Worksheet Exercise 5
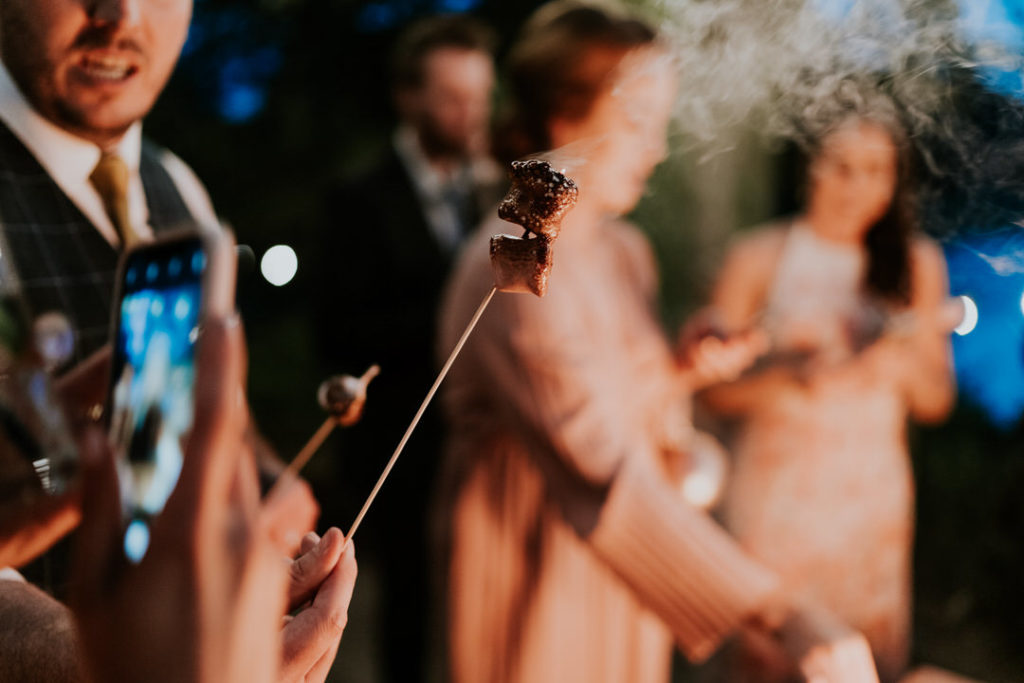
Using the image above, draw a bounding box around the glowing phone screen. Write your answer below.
[110,238,206,562]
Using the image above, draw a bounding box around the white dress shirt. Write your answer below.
[0,60,219,246]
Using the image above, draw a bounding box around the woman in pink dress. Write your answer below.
[437,6,881,683]
[702,83,956,682]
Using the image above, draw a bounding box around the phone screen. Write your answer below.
[110,237,206,562]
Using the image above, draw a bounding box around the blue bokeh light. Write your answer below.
[218,84,268,124]
[436,0,483,12]
[181,3,284,124]
[945,228,1024,427]
[357,0,483,32]
[124,518,150,563]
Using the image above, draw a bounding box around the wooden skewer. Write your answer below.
[344,285,497,547]
[267,364,380,499]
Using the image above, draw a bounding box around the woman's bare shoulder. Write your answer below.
[910,235,946,267]
[908,235,949,301]
[710,222,791,318]
[726,222,790,260]
[718,223,791,283]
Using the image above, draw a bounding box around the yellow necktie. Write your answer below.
[89,153,139,249]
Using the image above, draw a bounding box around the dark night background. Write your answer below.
[142,1,1024,680]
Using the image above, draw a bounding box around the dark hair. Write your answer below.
[391,14,497,91]
[495,1,658,164]
[800,79,915,305]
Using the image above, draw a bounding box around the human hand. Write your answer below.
[832,333,908,389]
[53,346,110,430]
[0,488,79,569]
[0,347,111,568]
[280,528,357,682]
[677,310,769,389]
[263,470,320,556]
[71,316,288,683]
[776,602,880,683]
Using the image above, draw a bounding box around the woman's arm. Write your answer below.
[860,239,955,423]
[696,229,801,415]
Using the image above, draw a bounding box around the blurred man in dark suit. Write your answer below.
[315,13,500,683]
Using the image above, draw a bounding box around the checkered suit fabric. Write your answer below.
[0,122,196,370]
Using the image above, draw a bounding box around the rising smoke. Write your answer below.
[631,0,1024,236]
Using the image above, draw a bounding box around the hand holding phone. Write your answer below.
[107,228,235,561]
[76,315,288,683]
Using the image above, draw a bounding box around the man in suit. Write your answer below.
[315,14,500,683]
[0,0,354,680]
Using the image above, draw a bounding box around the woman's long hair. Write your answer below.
[494,1,658,165]
[799,79,916,305]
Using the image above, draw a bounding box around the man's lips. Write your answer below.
[73,52,140,82]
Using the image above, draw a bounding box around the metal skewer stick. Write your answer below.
[267,364,380,499]
[344,285,497,547]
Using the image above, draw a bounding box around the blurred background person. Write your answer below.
[699,82,956,682]
[313,13,501,683]
[438,4,879,683]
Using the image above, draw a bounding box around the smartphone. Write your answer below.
[107,228,235,562]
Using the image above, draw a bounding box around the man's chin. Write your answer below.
[54,100,147,145]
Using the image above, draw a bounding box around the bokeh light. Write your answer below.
[954,295,978,336]
[260,245,298,287]
[946,231,1024,427]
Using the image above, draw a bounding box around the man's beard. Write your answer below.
[0,7,149,144]
[416,118,479,162]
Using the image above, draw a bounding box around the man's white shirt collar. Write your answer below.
[0,60,152,246]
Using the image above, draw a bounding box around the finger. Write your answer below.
[305,639,341,683]
[55,346,112,428]
[287,527,344,611]
[70,426,122,610]
[300,531,320,556]
[218,440,262,568]
[0,492,80,569]
[744,328,772,356]
[280,541,357,676]
[166,315,246,528]
[262,474,319,556]
[836,637,879,683]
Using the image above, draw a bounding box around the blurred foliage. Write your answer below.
[141,1,1024,680]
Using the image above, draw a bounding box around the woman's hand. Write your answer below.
[747,599,881,683]
[676,308,770,390]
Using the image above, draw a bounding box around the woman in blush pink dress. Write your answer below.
[437,6,882,683]
[702,83,956,683]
